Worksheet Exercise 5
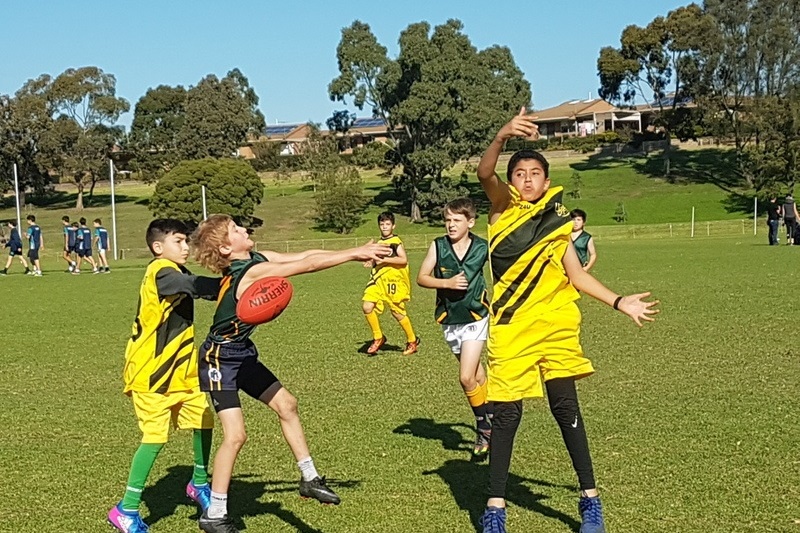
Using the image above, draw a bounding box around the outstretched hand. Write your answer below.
[617,292,660,327]
[355,239,393,262]
[496,107,539,142]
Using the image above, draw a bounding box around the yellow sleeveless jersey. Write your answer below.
[488,186,579,325]
[123,259,199,394]
[365,235,411,297]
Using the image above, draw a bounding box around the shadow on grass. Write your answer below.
[356,339,403,354]
[144,465,359,532]
[424,459,580,533]
[25,190,142,210]
[393,417,473,452]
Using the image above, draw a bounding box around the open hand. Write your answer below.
[496,107,539,142]
[355,240,392,262]
[446,271,469,290]
[617,292,660,327]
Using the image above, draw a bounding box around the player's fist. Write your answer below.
[447,271,469,290]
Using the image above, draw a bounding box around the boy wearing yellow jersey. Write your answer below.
[362,212,420,356]
[108,219,221,533]
[476,110,659,533]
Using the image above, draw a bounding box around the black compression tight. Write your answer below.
[487,377,596,498]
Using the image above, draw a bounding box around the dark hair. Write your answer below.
[62,215,70,223]
[26,214,36,222]
[377,211,395,224]
[8,220,16,227]
[93,218,102,224]
[570,209,587,221]
[443,198,477,220]
[71,222,79,228]
[79,217,87,225]
[146,219,190,255]
[506,150,550,181]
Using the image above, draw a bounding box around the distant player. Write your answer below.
[416,198,493,458]
[107,219,221,533]
[25,214,43,276]
[1,221,30,275]
[74,217,99,274]
[191,214,390,533]
[362,212,420,356]
[783,194,799,245]
[61,216,78,272]
[94,218,111,273]
[476,110,659,533]
[570,209,597,272]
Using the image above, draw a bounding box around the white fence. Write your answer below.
[111,218,756,260]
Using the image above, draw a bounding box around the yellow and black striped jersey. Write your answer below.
[488,186,579,324]
[123,259,220,394]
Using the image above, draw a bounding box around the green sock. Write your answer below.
[121,443,164,511]
[192,429,212,486]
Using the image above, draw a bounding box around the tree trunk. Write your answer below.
[663,138,671,178]
[410,179,422,222]
[88,174,98,203]
[18,189,26,208]
[75,181,85,211]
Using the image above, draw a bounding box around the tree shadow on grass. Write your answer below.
[393,417,474,453]
[25,190,141,210]
[423,459,580,533]
[144,465,359,532]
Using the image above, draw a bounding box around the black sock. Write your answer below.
[486,401,495,422]
[487,400,523,499]
[545,377,596,491]
[472,403,491,431]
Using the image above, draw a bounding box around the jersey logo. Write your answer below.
[439,267,451,274]
[208,368,223,383]
[555,203,569,217]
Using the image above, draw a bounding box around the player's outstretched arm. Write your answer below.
[416,242,468,290]
[238,241,392,297]
[563,242,659,327]
[262,249,329,263]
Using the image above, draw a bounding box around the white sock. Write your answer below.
[298,457,319,482]
[208,491,227,519]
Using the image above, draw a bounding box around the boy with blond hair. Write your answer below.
[191,214,390,533]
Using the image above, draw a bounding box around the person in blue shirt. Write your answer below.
[93,218,111,273]
[62,215,78,273]
[1,220,31,275]
[26,214,43,276]
[74,217,99,275]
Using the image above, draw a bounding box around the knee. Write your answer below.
[549,395,579,426]
[362,302,374,314]
[275,393,299,420]
[224,429,248,451]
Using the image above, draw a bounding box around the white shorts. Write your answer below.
[441,316,489,354]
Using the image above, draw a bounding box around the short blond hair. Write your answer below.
[192,214,233,273]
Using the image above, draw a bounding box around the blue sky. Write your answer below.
[1,1,688,129]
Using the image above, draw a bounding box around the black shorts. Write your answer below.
[77,248,92,258]
[65,246,76,254]
[8,247,21,257]
[199,339,280,411]
[27,249,39,261]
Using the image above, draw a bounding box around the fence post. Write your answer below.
[707,221,710,236]
[670,224,673,237]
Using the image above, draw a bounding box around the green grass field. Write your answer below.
[1,234,797,533]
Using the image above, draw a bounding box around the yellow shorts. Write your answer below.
[487,302,594,402]
[132,390,214,444]
[362,283,409,315]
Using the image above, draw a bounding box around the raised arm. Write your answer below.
[563,242,659,327]
[477,108,540,219]
[237,241,391,298]
[262,249,329,263]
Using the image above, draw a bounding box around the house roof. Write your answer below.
[532,98,616,122]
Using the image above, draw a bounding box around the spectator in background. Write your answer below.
[783,194,799,245]
[766,196,782,246]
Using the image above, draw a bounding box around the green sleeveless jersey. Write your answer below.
[434,234,490,325]
[207,252,268,343]
[572,231,592,266]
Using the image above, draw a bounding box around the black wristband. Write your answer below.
[613,296,622,310]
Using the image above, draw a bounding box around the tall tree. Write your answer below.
[129,84,187,182]
[47,66,129,208]
[330,19,530,221]
[326,109,357,151]
[597,3,712,175]
[177,69,265,160]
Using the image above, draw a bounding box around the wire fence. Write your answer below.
[107,218,758,260]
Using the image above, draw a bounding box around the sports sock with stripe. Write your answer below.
[121,443,164,511]
[465,383,491,431]
[192,429,212,486]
